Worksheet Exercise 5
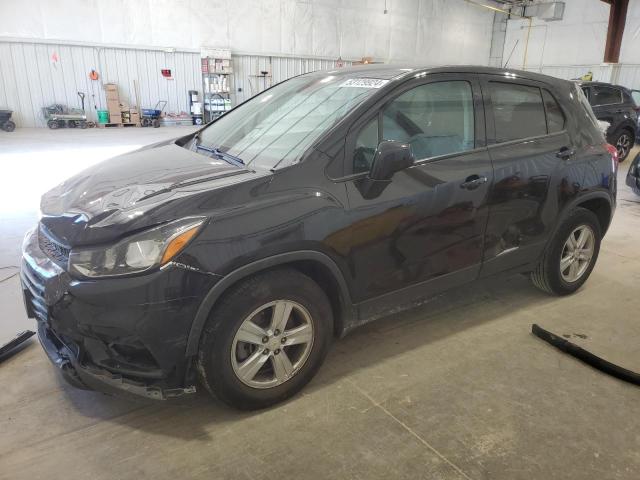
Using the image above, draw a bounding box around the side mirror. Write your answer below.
[357,141,415,199]
[370,140,415,181]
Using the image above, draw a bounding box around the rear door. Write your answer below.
[479,75,578,276]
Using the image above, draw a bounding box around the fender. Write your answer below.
[184,250,355,357]
[542,190,614,256]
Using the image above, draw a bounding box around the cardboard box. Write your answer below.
[108,112,122,123]
[104,83,118,92]
[106,91,119,102]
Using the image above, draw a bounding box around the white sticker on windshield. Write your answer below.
[339,78,389,89]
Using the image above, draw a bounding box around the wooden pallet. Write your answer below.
[97,122,140,128]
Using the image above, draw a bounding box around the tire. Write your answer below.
[47,119,59,129]
[68,120,77,128]
[2,120,15,132]
[531,207,601,295]
[152,118,160,128]
[79,121,88,129]
[197,268,333,410]
[141,118,151,127]
[610,127,634,162]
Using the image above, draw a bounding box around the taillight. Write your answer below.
[605,143,618,171]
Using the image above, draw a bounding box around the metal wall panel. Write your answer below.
[612,65,640,90]
[231,54,350,105]
[0,40,351,127]
[524,64,615,83]
[524,63,640,91]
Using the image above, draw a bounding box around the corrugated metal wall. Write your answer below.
[231,55,350,104]
[524,63,640,91]
[0,39,348,127]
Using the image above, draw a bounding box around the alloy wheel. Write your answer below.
[560,225,595,283]
[231,300,314,389]
[616,133,631,159]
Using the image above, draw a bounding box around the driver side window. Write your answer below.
[353,81,475,174]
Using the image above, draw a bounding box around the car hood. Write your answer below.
[39,141,264,246]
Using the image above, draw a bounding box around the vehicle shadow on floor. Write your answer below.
[58,272,559,439]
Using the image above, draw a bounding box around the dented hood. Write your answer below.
[39,141,257,246]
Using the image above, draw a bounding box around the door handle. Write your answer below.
[556,147,576,160]
[460,175,488,190]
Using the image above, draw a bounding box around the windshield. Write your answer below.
[197,74,384,169]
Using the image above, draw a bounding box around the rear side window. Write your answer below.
[489,82,547,142]
[631,90,640,107]
[591,86,622,106]
[542,89,565,133]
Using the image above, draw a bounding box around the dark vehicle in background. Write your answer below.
[21,66,617,410]
[580,81,638,161]
[0,110,15,132]
[626,152,640,195]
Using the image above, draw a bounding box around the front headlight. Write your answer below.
[68,217,206,278]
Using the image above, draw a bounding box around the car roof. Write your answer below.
[309,64,572,87]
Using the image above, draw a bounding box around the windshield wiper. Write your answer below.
[195,143,245,167]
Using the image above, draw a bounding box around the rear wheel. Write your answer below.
[531,208,601,295]
[197,268,332,410]
[1,120,15,132]
[151,118,160,128]
[611,128,634,162]
[141,117,151,127]
[68,120,77,128]
[47,119,59,129]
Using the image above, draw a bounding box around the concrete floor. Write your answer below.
[1,128,640,479]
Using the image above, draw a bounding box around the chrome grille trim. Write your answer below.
[38,224,70,267]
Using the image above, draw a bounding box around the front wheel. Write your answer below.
[1,120,15,132]
[197,268,332,410]
[531,208,601,295]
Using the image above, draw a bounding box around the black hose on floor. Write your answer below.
[532,324,640,386]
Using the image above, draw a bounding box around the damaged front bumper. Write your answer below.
[37,321,195,400]
[20,227,218,401]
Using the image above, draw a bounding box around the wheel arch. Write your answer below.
[610,122,636,141]
[184,251,355,357]
[575,195,613,234]
[552,192,613,242]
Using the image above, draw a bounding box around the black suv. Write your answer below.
[579,81,638,161]
[22,66,617,409]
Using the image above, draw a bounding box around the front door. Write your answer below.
[341,74,493,316]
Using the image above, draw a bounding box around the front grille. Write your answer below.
[21,261,49,322]
[38,225,70,267]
